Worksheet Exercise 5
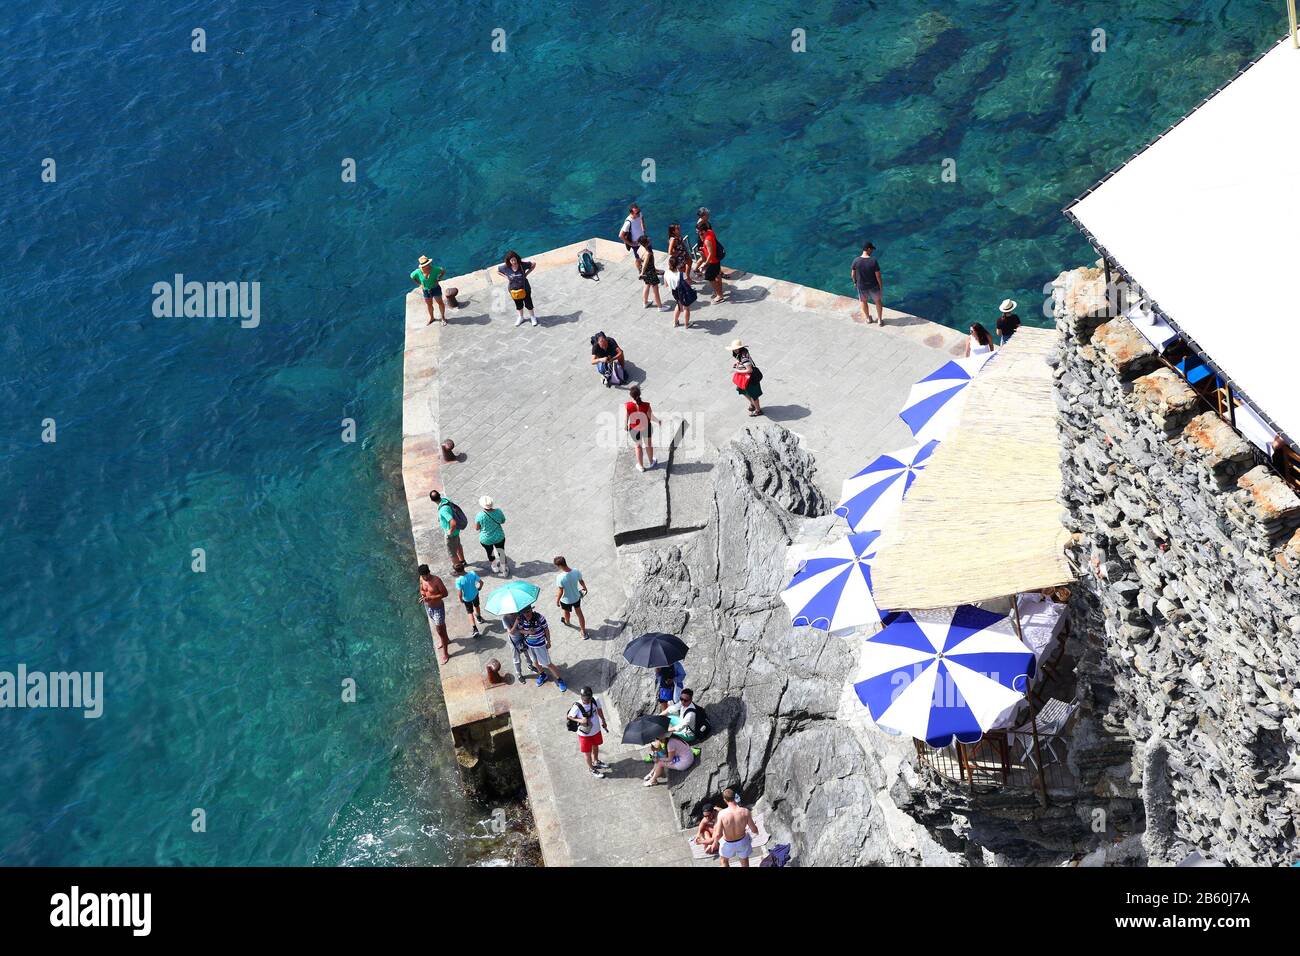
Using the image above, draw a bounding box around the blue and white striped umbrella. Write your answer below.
[853,605,1034,746]
[781,532,884,632]
[898,352,993,444]
[835,440,939,533]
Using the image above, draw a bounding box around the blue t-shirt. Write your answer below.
[556,569,583,604]
[455,571,481,601]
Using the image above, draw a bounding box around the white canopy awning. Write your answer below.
[1067,34,1300,440]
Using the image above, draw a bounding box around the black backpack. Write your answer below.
[566,701,594,733]
[685,703,712,740]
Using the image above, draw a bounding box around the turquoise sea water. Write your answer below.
[0,2,1282,865]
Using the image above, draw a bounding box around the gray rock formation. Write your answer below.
[609,424,1090,865]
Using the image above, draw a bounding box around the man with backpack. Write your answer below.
[429,489,466,564]
[669,688,709,743]
[618,203,648,267]
[590,331,626,388]
[566,686,610,778]
[697,218,726,302]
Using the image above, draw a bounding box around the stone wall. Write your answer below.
[1052,266,1300,865]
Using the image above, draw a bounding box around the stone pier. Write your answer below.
[401,237,965,866]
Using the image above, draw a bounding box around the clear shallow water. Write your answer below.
[0,1,1280,864]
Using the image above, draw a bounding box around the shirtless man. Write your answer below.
[418,564,451,664]
[716,788,759,868]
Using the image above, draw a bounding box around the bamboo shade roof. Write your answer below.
[870,327,1074,610]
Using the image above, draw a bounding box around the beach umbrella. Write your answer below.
[623,632,689,669]
[898,352,994,444]
[835,440,939,533]
[622,713,671,745]
[853,604,1034,747]
[484,580,540,615]
[781,531,885,632]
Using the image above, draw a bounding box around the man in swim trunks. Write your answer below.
[417,563,450,664]
[716,788,759,868]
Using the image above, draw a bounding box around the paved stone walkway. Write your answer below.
[401,237,965,866]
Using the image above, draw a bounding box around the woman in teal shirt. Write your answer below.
[475,495,508,576]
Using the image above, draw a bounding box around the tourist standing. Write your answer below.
[637,236,665,310]
[429,490,466,564]
[411,255,447,325]
[498,250,537,327]
[716,788,760,867]
[668,253,696,328]
[567,687,610,778]
[624,384,661,473]
[619,203,648,266]
[996,299,1021,344]
[452,560,486,637]
[590,331,626,388]
[667,223,691,282]
[503,610,541,684]
[850,242,884,325]
[644,734,693,786]
[966,322,995,357]
[728,339,764,417]
[417,564,451,665]
[511,605,567,691]
[474,495,509,576]
[698,218,725,302]
[553,556,589,638]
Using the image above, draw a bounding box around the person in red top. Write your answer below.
[623,384,662,473]
[697,218,725,302]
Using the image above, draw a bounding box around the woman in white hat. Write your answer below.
[996,299,1021,345]
[728,339,763,417]
[474,495,509,575]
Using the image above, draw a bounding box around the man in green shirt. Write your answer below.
[429,489,466,564]
[411,254,447,325]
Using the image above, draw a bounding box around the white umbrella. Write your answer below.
[836,440,938,533]
[781,532,884,632]
[897,352,993,444]
[853,604,1034,746]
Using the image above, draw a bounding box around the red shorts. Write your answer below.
[578,732,603,753]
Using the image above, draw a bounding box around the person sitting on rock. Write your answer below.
[644,734,693,787]
[693,805,721,855]
[667,688,700,743]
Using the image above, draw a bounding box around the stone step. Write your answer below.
[612,418,686,545]
[666,439,718,533]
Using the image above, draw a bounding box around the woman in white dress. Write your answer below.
[965,322,996,357]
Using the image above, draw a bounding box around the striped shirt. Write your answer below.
[517,611,550,646]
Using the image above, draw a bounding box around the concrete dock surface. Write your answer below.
[401,237,966,866]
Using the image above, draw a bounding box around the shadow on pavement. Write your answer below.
[692,317,737,335]
[762,404,811,422]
